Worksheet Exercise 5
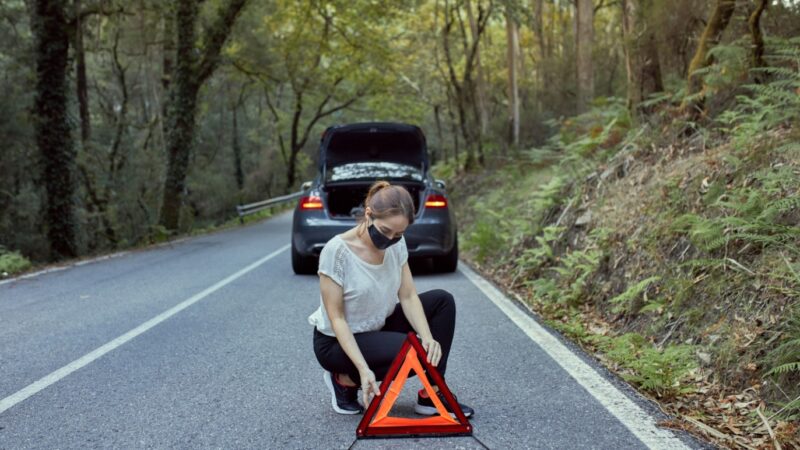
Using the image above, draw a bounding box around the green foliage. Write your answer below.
[610,276,661,314]
[462,216,506,265]
[531,176,569,214]
[0,246,32,276]
[144,225,173,244]
[546,308,590,341]
[765,313,800,377]
[671,165,800,259]
[694,42,750,96]
[528,98,631,172]
[527,246,603,306]
[462,171,569,266]
[717,37,800,151]
[430,159,460,181]
[769,362,800,375]
[552,248,603,305]
[627,344,697,398]
[594,333,697,399]
[514,226,564,273]
[765,310,800,418]
[549,311,696,399]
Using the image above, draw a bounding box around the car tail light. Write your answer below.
[424,194,447,208]
[300,195,323,209]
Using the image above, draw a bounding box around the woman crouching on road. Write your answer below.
[308,180,474,416]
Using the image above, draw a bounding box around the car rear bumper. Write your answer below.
[292,213,456,258]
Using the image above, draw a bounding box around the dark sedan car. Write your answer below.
[291,122,458,274]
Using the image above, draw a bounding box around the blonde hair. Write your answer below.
[356,181,415,236]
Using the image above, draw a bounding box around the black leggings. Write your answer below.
[313,289,456,385]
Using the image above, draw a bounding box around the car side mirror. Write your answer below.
[435,179,447,189]
[301,181,312,191]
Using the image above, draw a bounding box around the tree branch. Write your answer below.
[196,0,249,85]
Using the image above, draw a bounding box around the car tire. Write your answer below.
[433,235,458,273]
[292,243,318,275]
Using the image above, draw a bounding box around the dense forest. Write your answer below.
[0,0,793,261]
[1,0,800,446]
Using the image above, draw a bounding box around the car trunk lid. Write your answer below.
[319,123,429,174]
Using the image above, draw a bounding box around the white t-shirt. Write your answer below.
[308,234,409,337]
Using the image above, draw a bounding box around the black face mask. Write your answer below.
[367,217,402,250]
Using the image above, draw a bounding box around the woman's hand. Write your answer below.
[421,337,442,367]
[359,367,381,407]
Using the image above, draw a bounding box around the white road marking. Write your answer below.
[0,252,128,286]
[0,244,289,416]
[0,237,192,287]
[458,263,691,450]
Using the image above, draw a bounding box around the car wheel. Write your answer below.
[292,243,318,275]
[433,235,458,273]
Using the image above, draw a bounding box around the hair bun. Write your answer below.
[365,180,391,205]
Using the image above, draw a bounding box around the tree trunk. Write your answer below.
[532,0,547,91]
[622,0,663,116]
[576,0,594,114]
[442,0,490,171]
[641,27,663,97]
[445,89,460,171]
[748,0,768,77]
[442,1,473,171]
[159,0,248,231]
[74,0,90,144]
[232,102,244,192]
[433,104,446,164]
[506,7,520,147]
[286,90,303,191]
[33,0,78,259]
[465,0,488,135]
[683,0,736,118]
[161,6,174,132]
[622,0,640,112]
[159,0,200,231]
[531,0,552,115]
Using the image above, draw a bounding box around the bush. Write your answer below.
[0,247,32,277]
[594,333,697,399]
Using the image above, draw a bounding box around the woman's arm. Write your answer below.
[397,263,442,366]
[320,274,380,404]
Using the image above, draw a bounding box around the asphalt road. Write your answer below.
[0,212,707,449]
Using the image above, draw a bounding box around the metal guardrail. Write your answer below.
[236,190,305,222]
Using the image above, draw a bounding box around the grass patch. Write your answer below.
[0,247,32,277]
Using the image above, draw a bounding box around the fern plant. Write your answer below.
[765,310,800,419]
[515,225,564,274]
[595,332,697,399]
[717,37,800,151]
[551,248,603,305]
[695,42,750,97]
[463,213,507,265]
[610,276,661,314]
[627,344,697,399]
[525,248,602,306]
[671,166,800,258]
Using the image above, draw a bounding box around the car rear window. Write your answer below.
[326,162,424,182]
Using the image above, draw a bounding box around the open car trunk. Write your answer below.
[324,181,424,218]
[320,123,429,174]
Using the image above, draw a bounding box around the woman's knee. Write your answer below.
[426,288,455,312]
[357,332,407,374]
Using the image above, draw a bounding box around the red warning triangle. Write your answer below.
[356,332,472,439]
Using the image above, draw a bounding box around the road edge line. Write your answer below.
[0,209,294,287]
[457,262,691,450]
